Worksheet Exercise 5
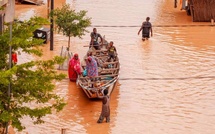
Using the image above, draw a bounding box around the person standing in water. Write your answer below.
[138,17,153,41]
[12,51,18,66]
[96,88,110,123]
[68,53,81,82]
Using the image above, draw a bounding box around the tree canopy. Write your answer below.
[52,4,91,49]
[0,17,66,133]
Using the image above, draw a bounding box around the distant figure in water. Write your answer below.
[96,88,110,123]
[138,17,153,41]
[12,51,18,66]
[68,53,81,81]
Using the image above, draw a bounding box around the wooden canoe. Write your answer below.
[77,40,120,99]
[18,0,43,5]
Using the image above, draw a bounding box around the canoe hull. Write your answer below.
[77,40,120,99]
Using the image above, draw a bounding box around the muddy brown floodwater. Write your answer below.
[13,0,215,134]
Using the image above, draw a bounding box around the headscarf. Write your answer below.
[86,56,98,77]
[69,53,81,74]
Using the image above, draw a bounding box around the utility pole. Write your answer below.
[5,0,15,133]
[5,22,12,134]
[47,0,50,18]
[50,0,54,50]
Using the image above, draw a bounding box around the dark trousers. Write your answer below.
[142,33,150,38]
[97,115,110,123]
[90,42,100,50]
[108,53,116,61]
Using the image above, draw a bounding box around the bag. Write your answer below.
[83,69,87,77]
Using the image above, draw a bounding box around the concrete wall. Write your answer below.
[0,0,8,33]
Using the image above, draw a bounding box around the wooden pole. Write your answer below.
[50,0,54,50]
[5,21,12,134]
[61,128,66,134]
[47,0,50,18]
[211,19,214,26]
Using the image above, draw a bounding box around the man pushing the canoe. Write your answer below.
[96,88,110,123]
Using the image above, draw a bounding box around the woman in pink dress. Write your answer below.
[68,53,81,81]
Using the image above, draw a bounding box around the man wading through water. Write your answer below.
[138,17,153,41]
[96,89,110,123]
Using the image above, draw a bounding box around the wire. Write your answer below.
[1,76,214,81]
[91,24,213,28]
[119,76,215,81]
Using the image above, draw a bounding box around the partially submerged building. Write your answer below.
[0,0,8,33]
[16,0,43,5]
[175,0,215,22]
[188,0,215,22]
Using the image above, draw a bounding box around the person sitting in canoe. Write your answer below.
[68,53,81,82]
[107,41,117,62]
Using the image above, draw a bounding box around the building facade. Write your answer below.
[188,0,215,22]
[0,0,8,33]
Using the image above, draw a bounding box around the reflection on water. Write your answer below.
[15,0,215,134]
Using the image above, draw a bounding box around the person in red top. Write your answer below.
[68,53,81,82]
[12,51,18,66]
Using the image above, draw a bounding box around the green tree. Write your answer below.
[52,4,91,50]
[0,17,66,133]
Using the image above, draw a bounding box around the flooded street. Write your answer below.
[15,0,215,134]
